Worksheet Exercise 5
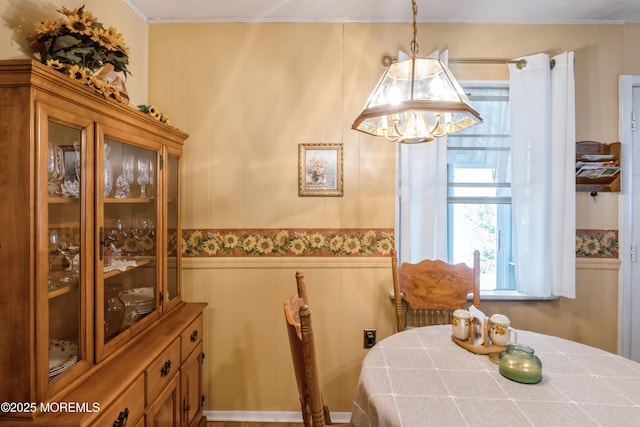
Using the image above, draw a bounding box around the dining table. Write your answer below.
[350,325,640,426]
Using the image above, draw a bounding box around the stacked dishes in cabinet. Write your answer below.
[48,339,78,378]
[119,287,155,326]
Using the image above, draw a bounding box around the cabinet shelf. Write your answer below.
[103,257,153,279]
[105,197,154,204]
[576,141,621,192]
[49,196,80,204]
[48,281,79,300]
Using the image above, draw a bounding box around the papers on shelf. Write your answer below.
[579,154,615,161]
[576,164,620,179]
[104,259,137,272]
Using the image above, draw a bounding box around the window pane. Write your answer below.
[446,82,514,290]
[448,203,497,289]
[447,147,511,185]
[448,202,515,290]
[456,86,509,138]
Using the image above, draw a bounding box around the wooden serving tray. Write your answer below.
[451,317,506,355]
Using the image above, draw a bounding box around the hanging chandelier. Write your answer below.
[351,0,482,144]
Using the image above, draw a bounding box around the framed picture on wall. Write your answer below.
[298,143,343,196]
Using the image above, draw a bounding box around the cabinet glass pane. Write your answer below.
[167,154,179,302]
[47,121,83,381]
[102,138,158,345]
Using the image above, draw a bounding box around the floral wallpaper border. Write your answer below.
[180,228,618,258]
[576,229,618,258]
[182,228,395,257]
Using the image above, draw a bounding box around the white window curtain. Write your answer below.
[508,52,576,298]
[396,50,448,264]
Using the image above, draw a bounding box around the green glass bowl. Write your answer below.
[499,343,542,384]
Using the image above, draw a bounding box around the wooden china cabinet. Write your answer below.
[0,60,206,426]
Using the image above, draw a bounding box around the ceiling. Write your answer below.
[124,0,640,24]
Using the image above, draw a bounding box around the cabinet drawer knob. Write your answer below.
[112,407,129,427]
[190,330,198,342]
[160,359,172,377]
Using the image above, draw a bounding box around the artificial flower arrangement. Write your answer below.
[137,104,171,125]
[27,5,130,103]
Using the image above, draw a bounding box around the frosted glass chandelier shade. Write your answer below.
[352,56,482,144]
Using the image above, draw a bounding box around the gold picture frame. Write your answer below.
[298,143,343,197]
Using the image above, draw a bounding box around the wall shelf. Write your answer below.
[576,141,620,192]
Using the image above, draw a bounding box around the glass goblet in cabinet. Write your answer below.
[47,143,58,196]
[73,141,81,182]
[124,155,134,187]
[58,240,80,283]
[137,158,150,198]
[148,159,155,198]
[47,230,59,290]
[108,218,125,260]
[115,155,135,198]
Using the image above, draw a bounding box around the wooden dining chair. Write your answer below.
[295,270,310,305]
[392,249,481,331]
[284,271,348,427]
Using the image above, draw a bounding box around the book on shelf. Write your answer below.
[579,154,615,161]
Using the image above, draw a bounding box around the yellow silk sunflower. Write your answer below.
[104,26,129,55]
[66,64,88,82]
[90,26,125,53]
[64,9,95,36]
[29,18,63,39]
[137,105,171,125]
[88,75,105,91]
[45,59,65,70]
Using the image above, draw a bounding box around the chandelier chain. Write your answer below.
[411,0,419,57]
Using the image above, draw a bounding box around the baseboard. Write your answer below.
[204,411,352,423]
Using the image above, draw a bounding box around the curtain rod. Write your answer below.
[380,55,556,69]
[449,58,557,70]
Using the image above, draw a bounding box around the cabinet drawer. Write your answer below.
[146,338,181,405]
[181,314,203,359]
[94,374,144,427]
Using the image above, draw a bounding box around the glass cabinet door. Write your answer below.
[96,132,160,361]
[165,151,181,309]
[43,114,92,392]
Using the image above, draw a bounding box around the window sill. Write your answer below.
[390,289,559,303]
[479,290,558,301]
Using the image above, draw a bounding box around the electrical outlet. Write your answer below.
[363,329,376,348]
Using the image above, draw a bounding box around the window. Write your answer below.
[446,82,515,291]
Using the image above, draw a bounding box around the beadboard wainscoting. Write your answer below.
[182,255,395,416]
[183,252,620,416]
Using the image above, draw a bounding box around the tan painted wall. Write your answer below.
[147,22,636,414]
